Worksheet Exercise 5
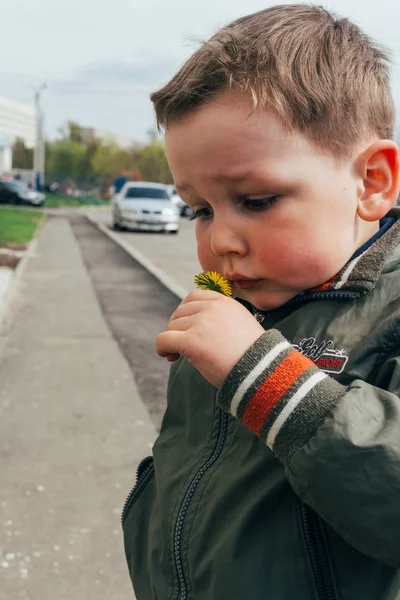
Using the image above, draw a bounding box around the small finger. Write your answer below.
[155,330,184,358]
[169,301,206,322]
[181,289,221,304]
[166,315,193,332]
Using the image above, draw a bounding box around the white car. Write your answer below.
[112,182,180,234]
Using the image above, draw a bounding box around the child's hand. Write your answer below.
[155,289,265,388]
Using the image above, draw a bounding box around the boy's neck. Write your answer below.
[355,220,380,254]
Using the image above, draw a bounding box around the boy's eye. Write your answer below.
[188,196,280,221]
[243,195,280,210]
[189,206,213,221]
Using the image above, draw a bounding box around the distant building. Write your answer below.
[0,97,36,173]
[0,139,12,173]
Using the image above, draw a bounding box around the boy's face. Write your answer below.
[165,91,377,311]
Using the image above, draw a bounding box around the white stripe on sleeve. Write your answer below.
[266,371,327,449]
[230,341,290,417]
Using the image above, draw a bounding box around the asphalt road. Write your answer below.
[70,215,186,430]
[86,207,201,295]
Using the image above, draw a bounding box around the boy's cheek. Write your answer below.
[196,231,346,288]
[254,245,332,291]
[197,244,220,273]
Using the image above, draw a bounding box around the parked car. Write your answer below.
[167,185,195,218]
[112,182,180,234]
[0,179,45,207]
[0,179,26,205]
[25,187,46,207]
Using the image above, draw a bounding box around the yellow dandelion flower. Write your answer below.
[194,271,232,297]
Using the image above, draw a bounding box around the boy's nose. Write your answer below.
[209,217,247,257]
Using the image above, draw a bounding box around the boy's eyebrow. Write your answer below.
[176,169,283,195]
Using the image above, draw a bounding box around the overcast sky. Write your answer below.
[1,0,400,144]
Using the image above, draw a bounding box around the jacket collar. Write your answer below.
[308,207,400,295]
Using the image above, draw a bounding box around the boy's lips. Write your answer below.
[227,273,264,290]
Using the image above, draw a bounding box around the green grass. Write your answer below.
[45,194,110,208]
[0,206,44,246]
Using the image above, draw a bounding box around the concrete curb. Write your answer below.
[0,217,46,330]
[85,213,187,301]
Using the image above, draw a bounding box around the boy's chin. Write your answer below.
[236,289,301,312]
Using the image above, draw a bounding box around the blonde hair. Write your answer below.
[150,4,395,157]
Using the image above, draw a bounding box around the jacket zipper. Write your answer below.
[168,290,355,596]
[174,409,228,600]
[301,502,338,600]
[288,290,360,304]
[121,455,154,526]
[254,290,360,325]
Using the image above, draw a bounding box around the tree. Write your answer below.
[91,142,138,178]
[136,141,173,183]
[46,139,88,178]
[43,122,173,185]
[68,121,84,144]
[12,138,34,169]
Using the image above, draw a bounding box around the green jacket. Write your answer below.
[123,208,400,600]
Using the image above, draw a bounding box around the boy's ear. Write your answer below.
[356,140,400,221]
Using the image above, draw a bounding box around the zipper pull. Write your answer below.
[254,310,267,325]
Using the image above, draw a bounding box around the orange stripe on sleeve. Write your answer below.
[242,351,314,436]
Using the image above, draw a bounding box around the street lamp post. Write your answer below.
[34,83,46,191]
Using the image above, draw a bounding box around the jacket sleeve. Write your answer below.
[216,329,400,568]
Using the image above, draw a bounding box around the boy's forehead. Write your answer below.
[166,95,287,149]
[166,95,317,187]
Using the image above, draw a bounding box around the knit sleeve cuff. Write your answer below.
[216,329,347,464]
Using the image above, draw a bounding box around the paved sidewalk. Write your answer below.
[0,267,13,311]
[0,216,155,599]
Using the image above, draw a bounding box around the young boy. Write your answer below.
[122,5,400,599]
